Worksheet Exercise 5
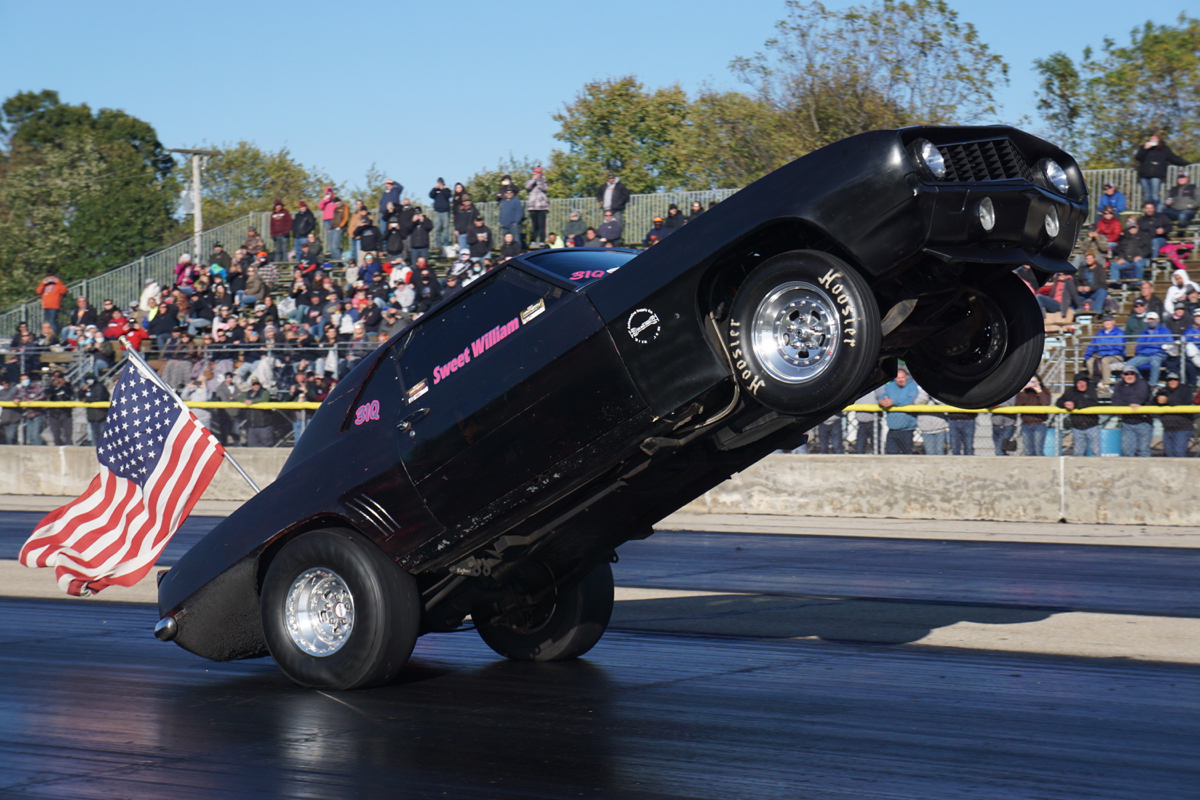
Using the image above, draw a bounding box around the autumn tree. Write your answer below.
[195,141,336,227]
[1034,15,1200,167]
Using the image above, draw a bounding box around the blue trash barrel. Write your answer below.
[1101,428,1121,457]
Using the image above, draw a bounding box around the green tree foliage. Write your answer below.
[463,155,541,204]
[196,141,336,228]
[732,0,1009,154]
[1034,15,1200,167]
[547,77,691,197]
[0,90,175,306]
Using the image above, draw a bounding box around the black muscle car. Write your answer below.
[156,126,1087,688]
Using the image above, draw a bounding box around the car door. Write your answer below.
[392,267,645,528]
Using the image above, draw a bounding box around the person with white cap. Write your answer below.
[1124,311,1172,386]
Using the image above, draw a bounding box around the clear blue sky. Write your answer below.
[0,1,1189,202]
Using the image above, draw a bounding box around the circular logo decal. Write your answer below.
[626,308,661,344]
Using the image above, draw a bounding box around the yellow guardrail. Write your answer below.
[2,402,1196,415]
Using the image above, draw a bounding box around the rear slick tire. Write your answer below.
[261,529,420,690]
[473,561,614,662]
[726,250,881,416]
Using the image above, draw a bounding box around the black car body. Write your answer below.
[157,126,1087,688]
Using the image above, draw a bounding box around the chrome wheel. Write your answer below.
[751,281,840,384]
[285,568,355,657]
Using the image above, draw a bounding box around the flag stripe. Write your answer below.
[19,359,228,597]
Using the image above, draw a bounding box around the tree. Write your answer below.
[463,155,541,204]
[731,0,1009,152]
[547,77,691,197]
[195,141,336,228]
[0,90,175,306]
[1034,15,1200,167]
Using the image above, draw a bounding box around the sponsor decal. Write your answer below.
[406,379,428,404]
[354,399,381,425]
[520,298,546,324]
[626,307,661,344]
[432,315,521,386]
[817,268,859,347]
[727,319,765,395]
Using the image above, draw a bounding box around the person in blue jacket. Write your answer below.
[1124,312,1174,386]
[877,368,919,454]
[1095,183,1127,219]
[498,188,525,250]
[1084,315,1126,392]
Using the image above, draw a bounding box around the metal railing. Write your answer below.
[6,164,1198,340]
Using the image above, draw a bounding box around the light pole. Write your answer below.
[168,148,220,263]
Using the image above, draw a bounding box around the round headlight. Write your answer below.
[978,197,996,231]
[1045,207,1060,238]
[1041,159,1069,194]
[916,139,946,179]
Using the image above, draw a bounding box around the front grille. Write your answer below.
[940,138,1033,182]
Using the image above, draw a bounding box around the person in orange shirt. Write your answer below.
[35,273,69,334]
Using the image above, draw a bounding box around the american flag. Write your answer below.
[19,359,226,596]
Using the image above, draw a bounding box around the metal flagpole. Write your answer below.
[119,337,261,494]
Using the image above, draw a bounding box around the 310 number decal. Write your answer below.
[570,270,608,281]
[354,399,380,426]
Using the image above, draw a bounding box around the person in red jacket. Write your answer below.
[35,273,69,335]
[269,200,292,262]
[1094,207,1123,256]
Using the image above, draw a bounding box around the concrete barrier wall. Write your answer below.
[2,449,1197,527]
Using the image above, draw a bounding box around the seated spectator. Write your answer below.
[242,227,265,254]
[1112,366,1152,457]
[1136,200,1173,257]
[1094,208,1123,255]
[36,322,59,347]
[1112,220,1153,282]
[1096,183,1127,219]
[664,203,685,230]
[1037,272,1082,312]
[1015,374,1051,456]
[499,232,522,261]
[1156,373,1194,457]
[1075,251,1108,313]
[643,217,671,246]
[241,265,267,308]
[687,200,705,222]
[1125,312,1172,386]
[597,210,623,245]
[467,217,493,262]
[546,232,564,249]
[1125,297,1151,336]
[1057,372,1102,456]
[1165,269,1199,315]
[582,227,602,247]
[69,295,97,328]
[1084,315,1125,392]
[1164,172,1198,230]
[563,211,586,246]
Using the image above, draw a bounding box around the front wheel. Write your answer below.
[261,529,420,690]
[726,250,882,416]
[904,272,1044,408]
[473,561,614,661]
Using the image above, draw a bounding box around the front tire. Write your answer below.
[727,250,881,415]
[473,561,614,662]
[904,272,1044,408]
[261,529,420,690]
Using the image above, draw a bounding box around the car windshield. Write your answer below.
[520,249,637,287]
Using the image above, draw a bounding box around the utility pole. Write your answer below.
[168,148,220,262]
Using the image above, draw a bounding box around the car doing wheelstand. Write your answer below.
[156,126,1087,689]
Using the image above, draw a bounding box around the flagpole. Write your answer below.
[118,337,261,494]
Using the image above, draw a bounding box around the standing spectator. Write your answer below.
[240,378,274,447]
[1085,315,1126,392]
[1136,201,1173,257]
[493,174,518,201]
[0,376,21,444]
[1112,366,1152,457]
[354,214,382,257]
[1164,172,1198,230]
[914,388,947,455]
[991,396,1017,455]
[78,375,109,446]
[876,368,918,454]
[35,273,69,334]
[429,178,454,251]
[269,201,292,262]
[596,173,630,220]
[212,372,241,446]
[813,413,844,454]
[44,371,73,446]
[664,203,685,231]
[597,210,623,245]
[378,179,403,221]
[453,195,480,252]
[242,227,265,254]
[287,369,318,442]
[1125,312,1172,386]
[1057,372,1102,457]
[291,201,316,259]
[1156,373,1193,458]
[1135,132,1188,211]
[687,200,705,222]
[404,208,433,264]
[180,377,211,430]
[1096,183,1127,218]
[498,188,524,249]
[68,295,97,329]
[853,393,877,454]
[318,187,346,259]
[15,372,46,445]
[1015,374,1051,456]
[467,216,493,262]
[946,406,976,455]
[525,167,549,247]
